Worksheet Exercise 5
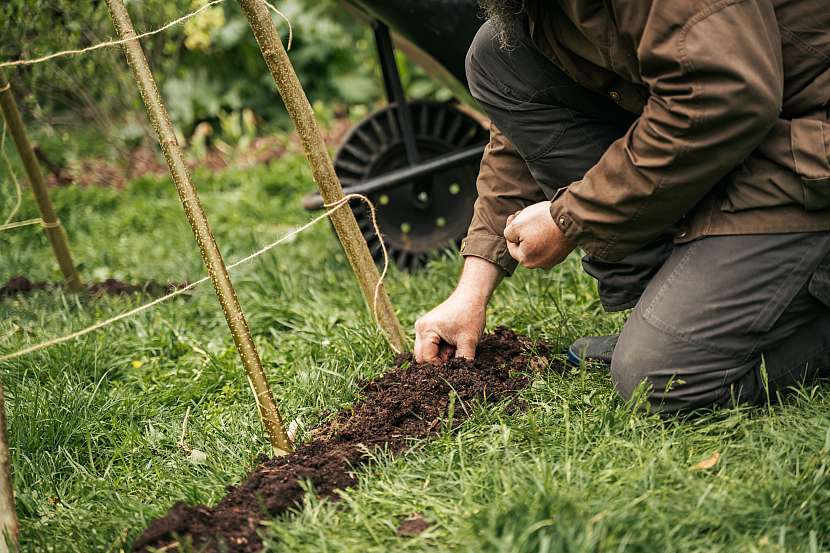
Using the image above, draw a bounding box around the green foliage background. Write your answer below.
[0,0,449,162]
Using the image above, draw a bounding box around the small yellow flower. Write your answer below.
[183,4,226,51]
[131,360,144,369]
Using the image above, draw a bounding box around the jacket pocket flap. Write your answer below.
[791,118,830,210]
[792,118,830,180]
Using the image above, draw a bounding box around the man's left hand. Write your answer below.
[504,201,576,269]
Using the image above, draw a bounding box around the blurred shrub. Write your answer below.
[161,0,381,132]
[0,0,452,160]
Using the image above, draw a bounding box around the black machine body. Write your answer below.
[302,0,488,271]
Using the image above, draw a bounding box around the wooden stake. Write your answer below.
[105,0,293,454]
[0,381,18,553]
[0,72,83,292]
[236,0,407,352]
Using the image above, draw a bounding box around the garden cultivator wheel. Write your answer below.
[334,101,488,271]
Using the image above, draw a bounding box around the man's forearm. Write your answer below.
[454,256,504,307]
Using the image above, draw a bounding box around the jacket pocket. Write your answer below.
[791,118,830,210]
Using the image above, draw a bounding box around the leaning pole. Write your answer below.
[236,0,407,352]
[105,0,293,454]
[0,72,83,292]
[0,381,18,553]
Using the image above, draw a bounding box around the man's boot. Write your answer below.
[567,335,618,366]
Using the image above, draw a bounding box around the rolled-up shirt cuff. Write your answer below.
[460,234,518,275]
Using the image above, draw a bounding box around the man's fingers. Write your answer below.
[438,342,456,363]
[455,337,477,360]
[504,222,520,244]
[415,329,441,363]
[414,330,424,362]
[507,240,523,263]
[421,333,441,364]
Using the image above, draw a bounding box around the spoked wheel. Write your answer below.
[334,101,488,272]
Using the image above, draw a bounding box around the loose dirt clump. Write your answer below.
[134,328,559,552]
[0,276,187,299]
[0,276,49,297]
[397,513,430,537]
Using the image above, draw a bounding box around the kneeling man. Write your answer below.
[415,0,830,412]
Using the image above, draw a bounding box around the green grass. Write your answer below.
[1,151,828,553]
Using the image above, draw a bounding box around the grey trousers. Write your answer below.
[467,20,830,411]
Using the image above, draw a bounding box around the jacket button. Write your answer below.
[609,91,621,102]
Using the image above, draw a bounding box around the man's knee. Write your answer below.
[611,311,715,413]
[610,328,655,406]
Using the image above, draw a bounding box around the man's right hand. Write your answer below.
[414,256,503,364]
[414,291,486,363]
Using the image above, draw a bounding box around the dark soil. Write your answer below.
[0,276,187,299]
[397,514,430,537]
[133,328,559,553]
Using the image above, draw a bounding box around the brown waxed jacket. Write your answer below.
[462,0,830,273]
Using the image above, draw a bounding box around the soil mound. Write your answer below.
[134,327,558,552]
[0,276,187,299]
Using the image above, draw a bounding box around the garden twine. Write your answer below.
[0,124,65,232]
[0,0,293,71]
[0,123,23,227]
[0,193,398,363]
[0,0,293,232]
[0,1,398,362]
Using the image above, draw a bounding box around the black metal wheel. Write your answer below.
[334,101,488,272]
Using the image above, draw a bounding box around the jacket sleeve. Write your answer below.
[462,123,545,274]
[549,0,784,261]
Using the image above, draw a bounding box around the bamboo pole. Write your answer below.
[0,381,18,553]
[0,72,83,292]
[236,0,407,352]
[105,0,293,454]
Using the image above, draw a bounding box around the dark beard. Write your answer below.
[478,0,528,48]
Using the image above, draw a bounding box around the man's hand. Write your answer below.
[504,201,576,269]
[414,292,484,363]
[414,256,503,364]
